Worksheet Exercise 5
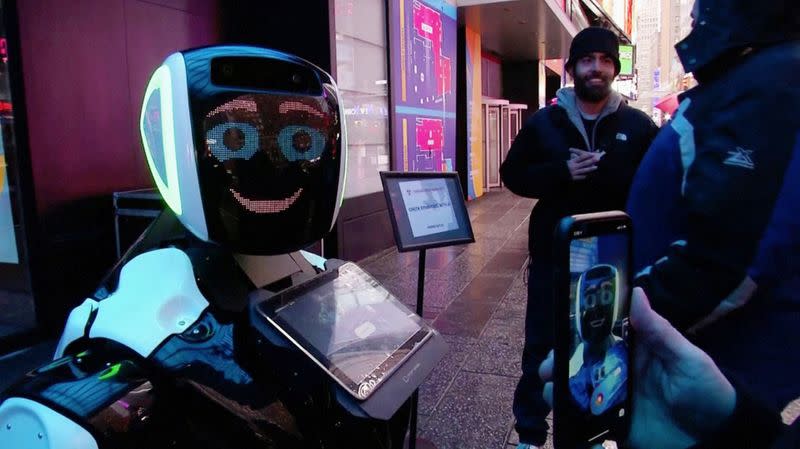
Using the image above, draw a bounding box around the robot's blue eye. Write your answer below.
[584,293,597,308]
[277,125,326,162]
[206,122,260,162]
[600,286,614,305]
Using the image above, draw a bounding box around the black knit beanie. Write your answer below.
[566,27,621,75]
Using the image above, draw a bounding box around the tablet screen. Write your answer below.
[258,262,430,399]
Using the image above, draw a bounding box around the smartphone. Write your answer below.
[553,211,633,449]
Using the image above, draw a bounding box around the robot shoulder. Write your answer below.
[56,247,209,359]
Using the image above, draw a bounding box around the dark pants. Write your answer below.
[513,260,554,446]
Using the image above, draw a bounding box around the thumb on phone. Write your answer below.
[630,288,696,364]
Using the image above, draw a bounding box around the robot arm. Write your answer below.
[0,343,167,449]
[56,248,209,359]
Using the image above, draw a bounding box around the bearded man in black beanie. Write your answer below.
[500,26,658,449]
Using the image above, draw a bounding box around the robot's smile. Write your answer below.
[230,187,303,213]
[590,318,605,328]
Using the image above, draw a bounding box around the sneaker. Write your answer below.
[516,444,540,449]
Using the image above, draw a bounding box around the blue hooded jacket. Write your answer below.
[627,0,800,330]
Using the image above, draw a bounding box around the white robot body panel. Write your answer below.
[90,247,209,357]
[300,249,327,271]
[57,248,209,359]
[54,298,98,359]
[0,397,98,449]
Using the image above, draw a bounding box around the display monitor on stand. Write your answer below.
[380,171,475,449]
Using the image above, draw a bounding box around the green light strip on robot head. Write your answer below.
[326,82,347,211]
[140,64,182,215]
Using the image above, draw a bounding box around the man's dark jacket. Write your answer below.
[500,88,658,262]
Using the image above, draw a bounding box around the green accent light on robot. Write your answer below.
[98,363,122,381]
[140,65,182,215]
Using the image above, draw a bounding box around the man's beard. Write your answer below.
[575,72,612,103]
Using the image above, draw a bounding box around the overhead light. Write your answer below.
[375,80,388,85]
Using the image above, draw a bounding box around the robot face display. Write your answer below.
[140,46,346,255]
[575,265,618,343]
[198,88,341,254]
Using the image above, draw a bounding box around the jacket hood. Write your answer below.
[675,0,800,76]
[556,87,623,149]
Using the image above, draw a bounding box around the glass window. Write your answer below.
[333,0,391,198]
[0,0,36,340]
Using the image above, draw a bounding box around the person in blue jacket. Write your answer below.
[627,0,800,417]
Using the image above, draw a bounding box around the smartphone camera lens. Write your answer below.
[222,64,234,78]
[291,73,303,85]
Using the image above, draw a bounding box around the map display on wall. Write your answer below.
[390,0,457,172]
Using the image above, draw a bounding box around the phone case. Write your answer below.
[552,211,633,449]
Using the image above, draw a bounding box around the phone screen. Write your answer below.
[565,229,631,445]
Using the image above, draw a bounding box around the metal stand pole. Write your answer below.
[408,248,426,449]
[415,249,426,317]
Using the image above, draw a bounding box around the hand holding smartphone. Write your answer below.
[553,211,633,449]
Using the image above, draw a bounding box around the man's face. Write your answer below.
[572,52,616,103]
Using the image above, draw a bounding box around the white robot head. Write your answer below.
[574,264,620,343]
[139,46,347,255]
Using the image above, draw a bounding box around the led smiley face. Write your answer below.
[199,92,341,254]
[577,265,618,343]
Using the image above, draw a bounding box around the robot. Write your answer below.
[568,264,627,416]
[0,46,445,449]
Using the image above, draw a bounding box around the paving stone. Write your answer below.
[493,293,528,324]
[473,213,501,225]
[433,296,498,338]
[391,265,442,287]
[503,237,530,252]
[358,248,417,281]
[466,237,506,258]
[357,247,394,266]
[482,250,528,277]
[458,273,516,303]
[420,372,518,449]
[417,335,478,416]
[463,316,525,377]
[424,246,466,270]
